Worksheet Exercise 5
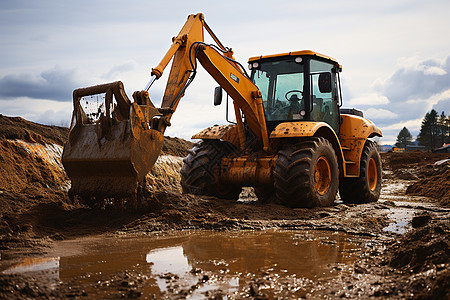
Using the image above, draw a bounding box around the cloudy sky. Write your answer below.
[1,0,449,144]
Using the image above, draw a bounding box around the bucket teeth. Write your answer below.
[68,175,139,209]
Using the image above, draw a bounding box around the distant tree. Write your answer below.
[446,115,450,144]
[437,111,449,145]
[395,127,413,149]
[417,109,439,150]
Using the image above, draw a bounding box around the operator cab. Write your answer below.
[249,50,342,133]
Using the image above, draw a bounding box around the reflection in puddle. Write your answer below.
[146,246,190,274]
[1,257,61,286]
[1,230,366,298]
[2,257,60,275]
[380,181,432,234]
[146,246,198,293]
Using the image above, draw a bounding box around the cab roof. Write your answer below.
[248,50,340,67]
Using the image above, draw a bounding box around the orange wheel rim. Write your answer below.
[314,157,331,195]
[368,157,377,191]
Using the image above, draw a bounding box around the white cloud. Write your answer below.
[0,97,72,126]
[363,108,397,120]
[351,54,450,134]
[395,56,448,75]
[380,118,422,132]
[348,93,389,106]
[406,88,450,109]
[102,61,137,81]
[424,66,447,76]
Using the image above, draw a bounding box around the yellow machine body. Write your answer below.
[192,113,382,189]
[62,13,382,207]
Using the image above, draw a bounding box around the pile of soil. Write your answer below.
[0,114,69,145]
[406,161,450,206]
[386,214,449,299]
[382,152,450,205]
[162,136,193,157]
[382,152,449,171]
[0,115,193,216]
[388,216,448,272]
[0,139,69,215]
[0,115,70,215]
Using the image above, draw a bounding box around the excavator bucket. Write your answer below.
[62,81,164,207]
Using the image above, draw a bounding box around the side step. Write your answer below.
[342,146,359,177]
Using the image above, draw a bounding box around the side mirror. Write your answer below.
[214,86,223,106]
[318,72,332,93]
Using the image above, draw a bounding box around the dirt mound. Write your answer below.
[0,139,69,215]
[382,152,449,171]
[388,216,449,272]
[162,136,193,157]
[406,161,450,206]
[0,140,67,191]
[0,114,193,217]
[386,216,449,299]
[382,152,450,205]
[0,116,70,215]
[0,114,192,155]
[0,114,69,145]
[146,156,184,194]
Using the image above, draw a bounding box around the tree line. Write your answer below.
[395,109,450,150]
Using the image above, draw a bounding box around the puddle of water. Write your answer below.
[381,181,409,196]
[383,209,415,234]
[380,181,436,204]
[1,230,366,298]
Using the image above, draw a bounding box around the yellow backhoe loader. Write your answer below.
[62,13,382,209]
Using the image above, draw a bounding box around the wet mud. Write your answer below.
[1,230,368,299]
[0,115,449,299]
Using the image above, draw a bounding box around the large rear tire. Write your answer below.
[181,140,241,200]
[339,141,382,203]
[274,137,339,208]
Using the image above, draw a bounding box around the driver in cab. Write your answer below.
[287,93,302,120]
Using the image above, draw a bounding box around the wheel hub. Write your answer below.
[314,156,331,195]
[368,157,377,191]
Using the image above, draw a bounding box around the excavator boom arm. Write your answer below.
[148,13,269,149]
[62,13,270,206]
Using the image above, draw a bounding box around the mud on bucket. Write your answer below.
[62,81,164,207]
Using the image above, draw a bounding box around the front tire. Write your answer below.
[339,141,382,203]
[180,140,241,200]
[274,137,339,208]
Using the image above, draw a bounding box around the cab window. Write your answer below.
[310,60,340,132]
[252,59,305,122]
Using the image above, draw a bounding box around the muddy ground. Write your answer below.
[0,114,449,299]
